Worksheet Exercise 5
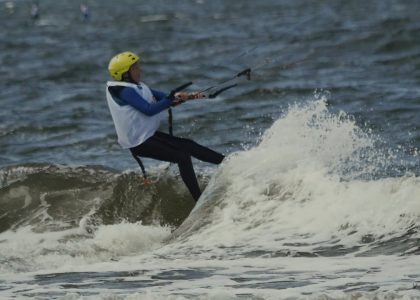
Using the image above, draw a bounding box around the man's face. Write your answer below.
[129,62,141,82]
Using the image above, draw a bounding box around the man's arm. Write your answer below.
[119,87,171,116]
[150,89,167,101]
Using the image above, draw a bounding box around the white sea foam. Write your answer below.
[3,255,419,299]
[0,222,171,274]
[179,98,420,255]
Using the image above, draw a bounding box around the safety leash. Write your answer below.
[130,150,153,185]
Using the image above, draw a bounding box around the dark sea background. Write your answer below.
[0,0,419,299]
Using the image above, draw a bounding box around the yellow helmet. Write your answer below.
[108,51,140,81]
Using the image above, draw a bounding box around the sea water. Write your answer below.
[0,0,419,299]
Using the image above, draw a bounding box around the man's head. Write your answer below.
[108,51,140,82]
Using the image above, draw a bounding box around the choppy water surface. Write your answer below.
[0,0,419,299]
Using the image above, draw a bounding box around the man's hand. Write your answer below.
[174,92,206,101]
[174,92,189,101]
[188,92,206,99]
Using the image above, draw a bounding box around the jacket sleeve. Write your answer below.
[119,87,172,116]
[151,89,168,101]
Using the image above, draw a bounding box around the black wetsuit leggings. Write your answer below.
[130,131,224,201]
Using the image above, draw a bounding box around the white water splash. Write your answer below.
[0,222,171,274]
[178,99,420,256]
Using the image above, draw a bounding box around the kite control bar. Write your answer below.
[167,81,193,100]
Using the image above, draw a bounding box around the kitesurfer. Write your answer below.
[106,51,224,202]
